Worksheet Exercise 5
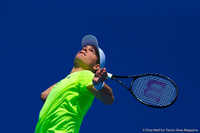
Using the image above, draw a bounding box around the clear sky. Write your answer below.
[0,0,199,132]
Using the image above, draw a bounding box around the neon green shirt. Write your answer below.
[35,70,95,133]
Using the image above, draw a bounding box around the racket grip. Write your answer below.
[107,73,113,79]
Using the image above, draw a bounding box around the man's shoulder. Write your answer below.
[78,70,94,78]
[66,70,94,81]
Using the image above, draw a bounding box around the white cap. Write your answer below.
[81,35,106,68]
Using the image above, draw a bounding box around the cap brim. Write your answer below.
[82,35,99,49]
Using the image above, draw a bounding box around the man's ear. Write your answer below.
[93,64,100,71]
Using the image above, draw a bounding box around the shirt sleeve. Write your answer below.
[78,70,94,95]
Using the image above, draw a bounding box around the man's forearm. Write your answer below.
[89,83,114,105]
[97,84,114,105]
[40,84,56,102]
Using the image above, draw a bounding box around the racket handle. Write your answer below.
[107,73,113,79]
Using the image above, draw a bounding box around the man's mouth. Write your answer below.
[79,51,86,56]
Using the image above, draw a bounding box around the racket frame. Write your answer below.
[108,73,178,108]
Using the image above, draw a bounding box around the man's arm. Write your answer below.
[88,68,114,105]
[88,84,114,105]
[40,84,56,102]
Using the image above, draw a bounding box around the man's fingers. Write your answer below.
[101,68,107,81]
[94,68,108,83]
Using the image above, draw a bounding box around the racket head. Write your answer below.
[130,73,178,108]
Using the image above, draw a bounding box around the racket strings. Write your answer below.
[131,75,177,107]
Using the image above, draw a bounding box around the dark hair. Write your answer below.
[95,48,100,65]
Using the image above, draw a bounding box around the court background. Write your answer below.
[0,0,199,132]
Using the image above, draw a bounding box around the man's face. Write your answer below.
[74,45,99,70]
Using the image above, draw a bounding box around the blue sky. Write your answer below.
[0,0,199,132]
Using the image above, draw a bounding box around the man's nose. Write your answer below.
[84,48,87,52]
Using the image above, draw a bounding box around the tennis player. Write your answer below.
[35,35,114,133]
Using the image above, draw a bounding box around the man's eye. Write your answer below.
[90,49,94,53]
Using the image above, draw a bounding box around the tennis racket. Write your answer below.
[107,73,178,108]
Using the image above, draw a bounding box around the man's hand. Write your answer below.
[89,68,114,104]
[93,68,108,85]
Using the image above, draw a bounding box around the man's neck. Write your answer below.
[70,67,85,74]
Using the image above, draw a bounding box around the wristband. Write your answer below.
[93,82,105,90]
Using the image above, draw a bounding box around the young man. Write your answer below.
[35,35,114,133]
